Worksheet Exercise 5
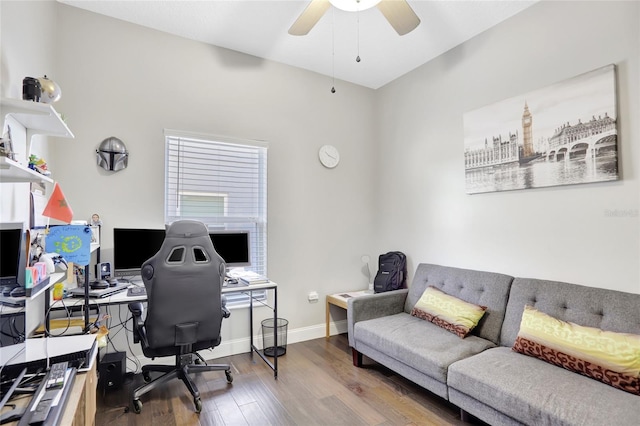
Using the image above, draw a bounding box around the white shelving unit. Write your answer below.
[0,156,54,184]
[1,97,73,141]
[0,98,74,179]
[0,98,97,335]
[29,272,65,300]
[1,98,73,296]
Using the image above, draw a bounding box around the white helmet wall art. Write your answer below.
[96,137,128,172]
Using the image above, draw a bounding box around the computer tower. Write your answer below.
[99,351,126,391]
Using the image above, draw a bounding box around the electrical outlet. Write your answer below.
[308,291,319,302]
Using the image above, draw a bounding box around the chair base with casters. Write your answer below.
[129,301,233,413]
[132,352,233,414]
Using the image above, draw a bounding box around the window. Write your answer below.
[178,192,227,217]
[164,130,268,306]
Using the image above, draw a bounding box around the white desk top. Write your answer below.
[222,281,277,293]
[1,334,97,369]
[51,280,276,307]
[0,303,25,316]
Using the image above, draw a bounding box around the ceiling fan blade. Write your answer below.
[377,0,421,36]
[288,0,331,36]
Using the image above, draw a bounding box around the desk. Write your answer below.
[0,305,25,346]
[50,281,280,378]
[326,290,369,339]
[59,359,97,426]
[0,304,25,317]
[1,335,98,426]
[2,362,96,426]
[229,282,279,379]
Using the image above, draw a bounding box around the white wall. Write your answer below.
[375,1,640,294]
[47,4,377,348]
[0,0,59,224]
[1,0,60,334]
[0,0,60,162]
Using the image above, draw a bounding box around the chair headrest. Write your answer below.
[166,220,208,239]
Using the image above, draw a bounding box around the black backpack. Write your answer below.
[373,251,407,293]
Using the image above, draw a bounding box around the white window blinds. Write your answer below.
[165,131,268,304]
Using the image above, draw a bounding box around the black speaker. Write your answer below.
[99,352,126,391]
[97,262,112,280]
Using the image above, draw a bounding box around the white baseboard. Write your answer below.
[129,320,348,367]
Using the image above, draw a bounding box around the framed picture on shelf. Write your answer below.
[90,225,100,245]
[0,125,15,160]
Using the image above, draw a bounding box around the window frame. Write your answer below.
[164,129,268,307]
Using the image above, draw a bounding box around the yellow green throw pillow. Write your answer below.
[410,286,487,338]
[513,305,640,395]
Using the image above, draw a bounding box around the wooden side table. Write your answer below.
[326,290,369,338]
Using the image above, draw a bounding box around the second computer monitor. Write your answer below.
[209,231,250,268]
[113,228,250,276]
[113,228,166,277]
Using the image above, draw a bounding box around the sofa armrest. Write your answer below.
[347,289,408,347]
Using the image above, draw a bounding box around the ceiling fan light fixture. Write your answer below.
[329,0,381,12]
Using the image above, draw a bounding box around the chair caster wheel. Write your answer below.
[143,373,152,383]
[133,399,142,414]
[194,397,202,413]
[225,370,233,383]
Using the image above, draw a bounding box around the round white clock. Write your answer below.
[318,145,340,169]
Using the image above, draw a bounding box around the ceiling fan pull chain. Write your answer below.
[331,8,336,93]
[356,8,361,63]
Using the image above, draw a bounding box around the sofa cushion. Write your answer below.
[411,286,487,338]
[405,264,513,344]
[500,278,640,348]
[448,347,640,426]
[513,305,640,395]
[353,312,495,383]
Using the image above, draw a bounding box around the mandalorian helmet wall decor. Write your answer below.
[96,137,128,172]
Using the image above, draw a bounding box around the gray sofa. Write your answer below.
[347,263,640,425]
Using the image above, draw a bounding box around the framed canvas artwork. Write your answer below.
[463,64,618,194]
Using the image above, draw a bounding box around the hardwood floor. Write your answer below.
[96,334,475,425]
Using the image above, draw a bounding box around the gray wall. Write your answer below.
[374,0,639,294]
[51,3,378,345]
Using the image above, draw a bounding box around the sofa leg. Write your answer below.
[351,348,363,367]
[460,409,471,423]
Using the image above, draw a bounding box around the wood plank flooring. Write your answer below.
[96,334,479,425]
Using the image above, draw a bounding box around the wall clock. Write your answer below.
[318,144,340,169]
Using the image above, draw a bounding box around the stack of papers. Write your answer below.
[228,270,269,285]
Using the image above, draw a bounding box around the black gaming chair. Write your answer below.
[128,220,232,414]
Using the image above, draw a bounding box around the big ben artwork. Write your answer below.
[464,64,618,194]
[522,102,534,158]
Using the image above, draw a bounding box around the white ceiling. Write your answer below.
[59,0,538,89]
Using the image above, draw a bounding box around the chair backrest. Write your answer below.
[142,220,226,351]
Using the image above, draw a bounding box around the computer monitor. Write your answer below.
[113,228,166,278]
[209,231,250,268]
[0,223,26,289]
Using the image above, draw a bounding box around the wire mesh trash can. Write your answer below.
[261,318,288,357]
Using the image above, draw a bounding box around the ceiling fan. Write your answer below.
[289,0,421,36]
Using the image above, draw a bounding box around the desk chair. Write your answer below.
[128,220,232,413]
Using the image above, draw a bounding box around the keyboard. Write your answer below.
[0,295,25,307]
[127,286,146,297]
[27,361,76,425]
